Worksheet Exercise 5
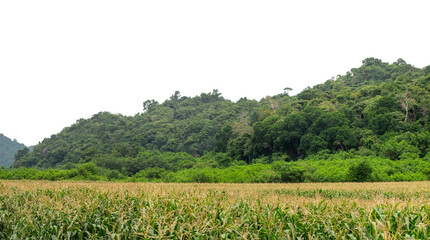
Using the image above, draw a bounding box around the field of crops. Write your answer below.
[0,181,429,239]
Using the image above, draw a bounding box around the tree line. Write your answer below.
[9,58,430,182]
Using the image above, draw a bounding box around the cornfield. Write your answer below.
[0,181,429,239]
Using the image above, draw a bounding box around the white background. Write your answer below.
[1,0,429,146]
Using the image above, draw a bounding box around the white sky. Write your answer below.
[1,0,429,146]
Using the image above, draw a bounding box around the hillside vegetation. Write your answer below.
[9,58,430,182]
[0,134,25,167]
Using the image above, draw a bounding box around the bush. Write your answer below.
[272,161,309,183]
[347,160,373,182]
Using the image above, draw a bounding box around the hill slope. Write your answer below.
[12,58,430,172]
[13,90,258,168]
[0,134,26,167]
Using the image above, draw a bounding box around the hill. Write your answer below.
[0,134,26,167]
[12,90,259,169]
[11,58,430,181]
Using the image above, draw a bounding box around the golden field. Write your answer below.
[0,181,429,239]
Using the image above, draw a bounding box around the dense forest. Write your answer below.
[6,58,430,182]
[0,134,25,167]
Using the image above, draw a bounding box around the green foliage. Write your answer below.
[298,134,327,156]
[381,137,421,160]
[215,125,233,152]
[413,131,430,157]
[0,163,103,181]
[0,134,26,167]
[3,153,430,182]
[347,160,373,182]
[7,58,430,184]
[272,161,309,182]
[132,167,166,182]
[226,133,253,163]
[13,91,257,168]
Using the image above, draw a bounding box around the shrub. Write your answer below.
[272,161,308,183]
[348,160,373,182]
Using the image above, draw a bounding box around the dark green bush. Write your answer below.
[348,160,373,182]
[272,161,309,183]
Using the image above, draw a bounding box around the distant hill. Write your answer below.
[12,90,258,168]
[0,134,26,167]
[11,58,430,172]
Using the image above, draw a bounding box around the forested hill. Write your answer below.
[12,58,430,174]
[0,134,25,167]
[13,90,258,168]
